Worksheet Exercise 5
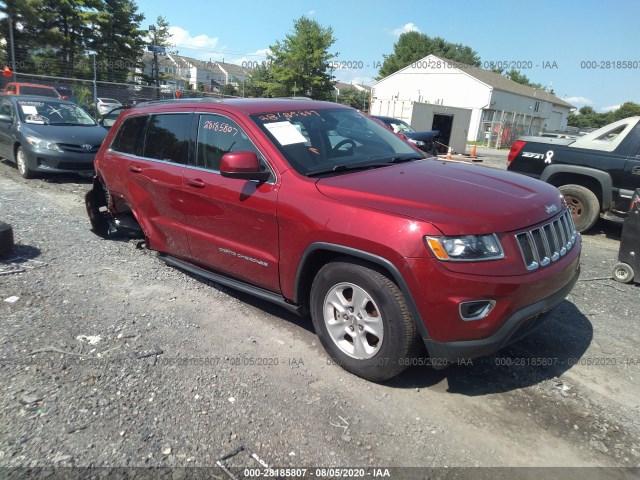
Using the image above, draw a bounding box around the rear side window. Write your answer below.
[143,113,190,164]
[111,115,148,155]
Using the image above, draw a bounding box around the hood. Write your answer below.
[20,123,107,146]
[403,130,439,142]
[315,159,564,235]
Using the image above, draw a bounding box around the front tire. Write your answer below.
[558,184,599,233]
[310,260,419,382]
[15,146,35,179]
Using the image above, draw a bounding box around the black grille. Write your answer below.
[57,161,94,170]
[515,210,577,270]
[57,143,100,153]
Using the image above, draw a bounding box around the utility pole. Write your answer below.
[7,15,16,81]
[86,50,97,111]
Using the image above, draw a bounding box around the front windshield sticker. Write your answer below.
[263,121,308,146]
[21,105,38,115]
[25,114,46,124]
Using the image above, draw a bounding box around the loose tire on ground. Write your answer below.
[0,221,14,259]
[558,184,600,233]
[310,260,420,382]
[612,262,634,284]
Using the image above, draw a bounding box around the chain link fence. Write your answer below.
[1,42,241,118]
[479,110,537,149]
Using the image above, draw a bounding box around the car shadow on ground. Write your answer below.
[386,300,593,395]
[149,252,593,395]
[585,217,623,241]
[41,172,94,184]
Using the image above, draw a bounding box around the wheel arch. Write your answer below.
[293,242,431,341]
[541,165,612,212]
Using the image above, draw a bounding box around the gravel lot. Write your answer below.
[0,154,639,478]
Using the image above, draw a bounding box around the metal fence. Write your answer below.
[480,110,536,149]
[1,72,240,118]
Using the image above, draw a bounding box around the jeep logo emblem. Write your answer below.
[545,204,558,214]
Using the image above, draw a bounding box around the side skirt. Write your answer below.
[157,254,302,315]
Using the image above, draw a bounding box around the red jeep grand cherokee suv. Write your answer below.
[86,98,581,381]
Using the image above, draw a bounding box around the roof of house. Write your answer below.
[380,54,574,109]
[334,81,372,92]
[461,64,574,108]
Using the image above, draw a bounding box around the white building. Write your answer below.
[372,54,574,145]
[138,53,251,93]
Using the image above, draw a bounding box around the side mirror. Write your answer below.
[220,151,271,182]
[0,114,13,123]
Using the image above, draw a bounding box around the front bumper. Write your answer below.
[423,265,580,365]
[23,146,96,174]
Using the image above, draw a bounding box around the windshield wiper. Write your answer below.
[306,161,391,177]
[389,153,425,163]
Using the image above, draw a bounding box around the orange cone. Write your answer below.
[470,145,477,158]
[446,147,452,160]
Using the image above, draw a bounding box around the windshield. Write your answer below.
[387,119,415,134]
[16,99,97,126]
[250,108,423,175]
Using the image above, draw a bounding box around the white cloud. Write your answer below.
[232,48,271,68]
[600,104,621,113]
[168,26,219,51]
[307,9,317,15]
[563,96,593,107]
[391,23,420,36]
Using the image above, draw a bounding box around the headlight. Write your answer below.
[425,234,504,261]
[25,136,62,152]
[408,138,426,147]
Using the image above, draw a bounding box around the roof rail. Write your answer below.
[134,97,224,107]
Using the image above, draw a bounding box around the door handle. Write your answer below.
[186,178,206,188]
[632,166,640,175]
[129,165,142,173]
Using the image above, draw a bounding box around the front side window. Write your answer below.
[111,115,148,155]
[194,114,264,172]
[250,108,423,176]
[0,99,14,119]
[143,113,190,164]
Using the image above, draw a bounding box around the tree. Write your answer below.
[336,86,370,111]
[91,0,146,82]
[219,83,238,96]
[610,101,640,121]
[378,31,480,79]
[1,0,147,82]
[244,64,277,98]
[266,16,337,99]
[148,15,175,51]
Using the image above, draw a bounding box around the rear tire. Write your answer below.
[558,184,599,233]
[310,260,419,382]
[0,221,14,259]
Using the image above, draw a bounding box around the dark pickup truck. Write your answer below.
[507,116,640,232]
